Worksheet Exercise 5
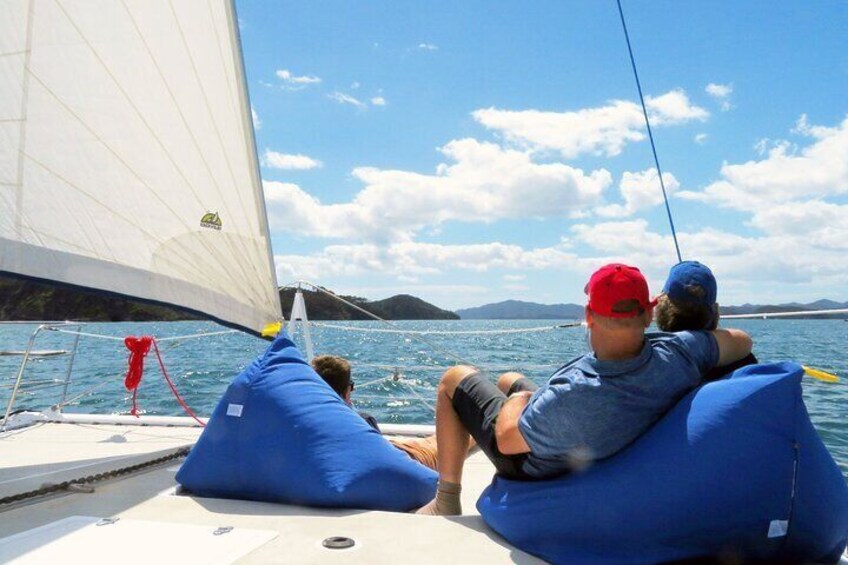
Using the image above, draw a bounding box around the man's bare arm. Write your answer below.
[495,391,532,455]
[711,328,753,367]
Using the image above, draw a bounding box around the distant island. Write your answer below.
[456,299,848,320]
[0,278,458,322]
[279,287,458,320]
[0,277,197,322]
[456,300,584,320]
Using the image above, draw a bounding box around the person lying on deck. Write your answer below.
[417,263,753,516]
[655,260,758,380]
[311,355,476,472]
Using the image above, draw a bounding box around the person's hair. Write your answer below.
[311,355,351,397]
[589,300,648,329]
[655,294,718,332]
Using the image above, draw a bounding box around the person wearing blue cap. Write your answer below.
[656,261,757,379]
[656,261,719,331]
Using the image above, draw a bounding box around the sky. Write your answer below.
[236,1,848,311]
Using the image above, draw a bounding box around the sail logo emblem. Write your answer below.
[200,212,222,231]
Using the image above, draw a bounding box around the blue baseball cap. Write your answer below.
[662,261,717,306]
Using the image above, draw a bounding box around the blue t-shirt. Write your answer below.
[518,331,719,479]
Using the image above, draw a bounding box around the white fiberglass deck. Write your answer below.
[0,420,542,564]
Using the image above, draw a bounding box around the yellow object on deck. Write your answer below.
[261,322,282,338]
[802,366,840,383]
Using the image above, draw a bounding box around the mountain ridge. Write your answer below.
[457,299,848,320]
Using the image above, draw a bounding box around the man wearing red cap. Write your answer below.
[417,263,752,516]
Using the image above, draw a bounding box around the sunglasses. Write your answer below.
[348,380,355,391]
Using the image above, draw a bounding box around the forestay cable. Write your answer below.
[311,321,582,335]
[616,0,683,263]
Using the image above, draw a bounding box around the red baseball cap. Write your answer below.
[585,263,656,318]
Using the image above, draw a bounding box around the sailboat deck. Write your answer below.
[0,421,542,564]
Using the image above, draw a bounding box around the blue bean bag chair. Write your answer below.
[176,333,437,511]
[477,362,848,564]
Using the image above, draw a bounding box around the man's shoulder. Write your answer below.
[646,330,719,372]
[647,330,712,348]
[548,353,597,383]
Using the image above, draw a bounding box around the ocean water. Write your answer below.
[1,318,846,478]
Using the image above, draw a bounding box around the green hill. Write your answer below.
[279,288,458,320]
[0,277,196,322]
[0,278,458,322]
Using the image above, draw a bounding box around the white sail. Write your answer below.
[0,0,280,333]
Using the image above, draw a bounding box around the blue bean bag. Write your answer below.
[477,362,848,564]
[176,333,437,511]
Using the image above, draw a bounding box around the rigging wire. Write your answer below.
[310,321,582,335]
[616,0,683,263]
[286,281,477,368]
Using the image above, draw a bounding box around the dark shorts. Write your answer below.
[451,373,538,480]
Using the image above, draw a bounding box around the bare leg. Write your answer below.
[433,365,477,483]
[415,365,478,515]
[497,371,528,395]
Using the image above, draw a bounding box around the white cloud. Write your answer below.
[264,181,373,240]
[264,139,612,242]
[418,43,439,51]
[274,240,578,282]
[748,200,848,250]
[251,107,261,130]
[351,81,361,90]
[329,92,367,109]
[370,96,387,107]
[274,214,848,305]
[503,274,526,282]
[595,168,680,218]
[276,69,322,85]
[645,90,710,124]
[261,150,323,170]
[705,83,733,111]
[569,219,848,299]
[705,83,732,98]
[679,115,848,210]
[694,133,708,144]
[473,89,708,159]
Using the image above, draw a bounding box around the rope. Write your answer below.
[311,322,574,335]
[355,374,397,389]
[48,327,238,342]
[399,381,436,413]
[616,0,682,263]
[119,336,204,425]
[150,339,205,427]
[290,281,475,368]
[123,336,152,417]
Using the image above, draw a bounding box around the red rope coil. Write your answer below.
[123,335,204,426]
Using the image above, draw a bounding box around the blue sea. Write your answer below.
[2,319,846,478]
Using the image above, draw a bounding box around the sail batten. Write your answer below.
[0,0,281,334]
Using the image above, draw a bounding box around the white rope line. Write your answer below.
[47,328,124,341]
[722,308,848,319]
[355,374,397,389]
[46,327,239,343]
[312,322,570,335]
[288,281,474,368]
[157,329,240,342]
[353,362,559,372]
[354,393,434,403]
[54,379,117,409]
[400,381,436,413]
